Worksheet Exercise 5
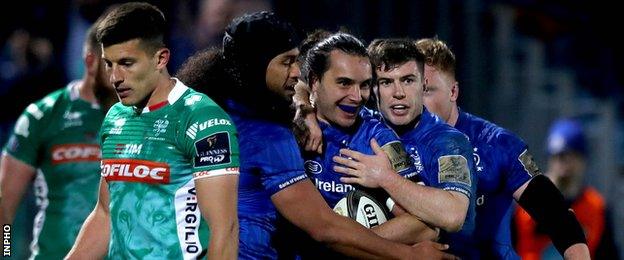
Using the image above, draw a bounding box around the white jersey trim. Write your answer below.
[193,168,240,181]
[174,179,204,259]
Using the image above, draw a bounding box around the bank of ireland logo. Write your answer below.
[304,160,323,174]
[153,118,169,137]
[110,118,126,134]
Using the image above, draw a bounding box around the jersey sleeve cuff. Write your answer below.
[193,167,239,180]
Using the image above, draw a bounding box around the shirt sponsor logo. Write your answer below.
[51,144,101,164]
[314,178,354,193]
[101,159,170,184]
[114,144,143,155]
[110,118,126,135]
[304,160,323,174]
[181,187,201,254]
[186,119,232,139]
[194,132,231,167]
[438,155,471,186]
[278,174,308,189]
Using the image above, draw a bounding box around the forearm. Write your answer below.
[323,215,410,259]
[563,243,590,260]
[66,206,110,259]
[207,221,239,260]
[380,174,467,231]
[372,214,438,244]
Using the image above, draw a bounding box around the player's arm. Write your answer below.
[0,153,36,225]
[292,80,323,153]
[335,139,469,231]
[513,175,589,260]
[272,180,455,259]
[372,213,439,244]
[66,177,111,259]
[195,174,239,260]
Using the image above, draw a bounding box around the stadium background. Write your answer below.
[1,0,622,258]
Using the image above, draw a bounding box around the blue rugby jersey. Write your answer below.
[400,108,478,259]
[226,100,308,260]
[304,116,416,208]
[454,110,540,259]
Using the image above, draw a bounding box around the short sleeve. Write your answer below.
[427,133,476,198]
[3,102,49,167]
[497,131,540,194]
[181,104,240,178]
[257,134,308,196]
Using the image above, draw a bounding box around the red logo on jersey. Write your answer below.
[101,159,170,184]
[51,144,101,164]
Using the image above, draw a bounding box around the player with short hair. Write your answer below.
[332,38,478,258]
[66,3,240,259]
[416,37,589,259]
[0,13,116,260]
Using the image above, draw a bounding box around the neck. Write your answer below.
[142,75,175,110]
[78,76,97,104]
[448,104,460,127]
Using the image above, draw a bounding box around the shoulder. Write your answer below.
[463,112,525,148]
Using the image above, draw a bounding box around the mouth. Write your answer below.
[116,87,132,99]
[338,104,359,115]
[389,104,410,116]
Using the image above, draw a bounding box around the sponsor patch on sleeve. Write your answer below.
[438,155,471,186]
[194,132,232,167]
[518,149,541,177]
[380,141,411,173]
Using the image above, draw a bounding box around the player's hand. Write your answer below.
[333,138,394,188]
[410,241,458,260]
[293,109,323,154]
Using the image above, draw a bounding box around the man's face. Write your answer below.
[548,151,586,181]
[375,61,423,126]
[102,39,163,107]
[266,48,300,101]
[312,50,371,128]
[422,65,457,123]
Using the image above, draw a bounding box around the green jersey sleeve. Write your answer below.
[179,102,240,179]
[4,92,60,166]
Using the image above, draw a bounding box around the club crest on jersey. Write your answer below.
[304,160,323,174]
[101,159,170,184]
[153,118,169,137]
[473,147,484,172]
[63,111,83,128]
[194,132,231,167]
[408,147,424,174]
[110,118,126,135]
[52,144,101,164]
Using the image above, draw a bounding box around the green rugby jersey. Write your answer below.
[99,79,239,259]
[3,81,103,259]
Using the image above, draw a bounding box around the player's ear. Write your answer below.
[154,47,170,70]
[450,81,459,102]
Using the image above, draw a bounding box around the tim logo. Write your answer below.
[114,144,143,155]
[194,132,231,167]
[101,159,170,184]
[51,144,100,164]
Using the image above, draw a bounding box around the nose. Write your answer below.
[347,85,363,103]
[110,65,123,87]
[289,63,301,81]
[393,82,406,99]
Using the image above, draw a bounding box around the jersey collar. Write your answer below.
[140,77,188,113]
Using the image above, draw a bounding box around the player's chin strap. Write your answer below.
[517,174,587,255]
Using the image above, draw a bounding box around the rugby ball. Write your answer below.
[333,189,391,228]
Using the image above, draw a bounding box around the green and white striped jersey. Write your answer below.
[99,79,239,259]
[3,81,103,259]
